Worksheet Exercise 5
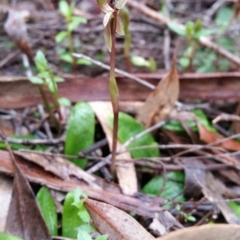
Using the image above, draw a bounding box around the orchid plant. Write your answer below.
[97,0,128,174]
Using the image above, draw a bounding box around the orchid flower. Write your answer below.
[97,0,127,51]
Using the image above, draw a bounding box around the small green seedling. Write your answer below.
[168,19,214,71]
[176,204,196,222]
[56,0,88,70]
[29,50,70,125]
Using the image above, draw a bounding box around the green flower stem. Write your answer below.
[48,70,63,121]
[109,11,119,175]
[37,85,60,130]
[67,19,77,72]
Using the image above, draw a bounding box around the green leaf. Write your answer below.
[215,7,232,27]
[36,187,58,236]
[60,53,73,63]
[229,201,240,218]
[59,0,70,18]
[53,76,65,83]
[142,171,185,207]
[55,31,68,43]
[168,22,186,36]
[179,57,190,68]
[68,16,87,31]
[193,29,215,39]
[163,109,216,132]
[131,56,149,67]
[0,233,23,240]
[96,235,108,240]
[65,102,95,168]
[0,134,47,151]
[112,112,160,158]
[58,97,71,106]
[28,76,44,85]
[77,59,92,65]
[62,190,85,238]
[35,50,48,72]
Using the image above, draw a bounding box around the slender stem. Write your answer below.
[110,11,119,175]
[67,18,77,72]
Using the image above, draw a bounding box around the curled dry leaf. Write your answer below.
[198,123,240,151]
[157,224,240,240]
[4,151,51,240]
[85,199,155,240]
[137,64,179,128]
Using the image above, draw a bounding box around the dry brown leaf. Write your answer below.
[4,149,51,240]
[157,224,240,240]
[1,4,33,61]
[85,199,155,240]
[137,64,179,127]
[90,101,138,195]
[15,151,101,189]
[198,123,240,151]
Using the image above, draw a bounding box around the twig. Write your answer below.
[73,53,155,89]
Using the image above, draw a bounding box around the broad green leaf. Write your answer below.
[65,102,95,168]
[142,171,185,206]
[168,22,186,36]
[62,190,85,238]
[113,112,160,158]
[35,50,48,72]
[59,0,70,18]
[68,16,87,31]
[58,97,71,106]
[0,233,23,240]
[28,76,44,84]
[55,31,68,43]
[37,187,57,236]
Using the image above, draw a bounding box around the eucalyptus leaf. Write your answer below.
[65,102,95,168]
[36,187,58,236]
